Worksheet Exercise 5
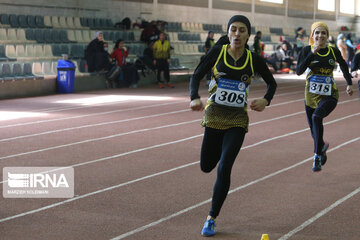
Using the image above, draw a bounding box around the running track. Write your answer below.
[0,73,359,240]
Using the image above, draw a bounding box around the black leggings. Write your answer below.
[200,127,246,218]
[156,59,170,83]
[305,97,337,155]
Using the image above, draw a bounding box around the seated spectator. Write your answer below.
[279,43,295,71]
[133,17,144,29]
[85,32,111,72]
[140,21,160,43]
[110,39,139,88]
[262,45,279,73]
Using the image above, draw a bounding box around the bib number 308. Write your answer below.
[215,78,247,108]
[217,91,245,106]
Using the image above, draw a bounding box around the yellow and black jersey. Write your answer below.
[190,44,277,131]
[296,45,352,109]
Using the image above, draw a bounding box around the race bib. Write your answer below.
[309,75,333,96]
[215,78,248,107]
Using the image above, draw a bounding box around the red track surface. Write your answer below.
[0,73,359,240]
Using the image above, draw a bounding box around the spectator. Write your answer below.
[294,27,305,57]
[263,46,279,73]
[84,31,111,72]
[140,21,160,43]
[133,17,143,29]
[253,31,262,56]
[204,31,215,85]
[204,31,215,54]
[110,39,139,88]
[280,42,294,70]
[153,32,173,88]
[336,33,347,61]
[350,44,360,97]
[328,35,336,48]
[141,41,156,72]
[114,17,131,30]
[345,33,356,66]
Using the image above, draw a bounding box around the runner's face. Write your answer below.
[228,22,249,49]
[312,26,328,47]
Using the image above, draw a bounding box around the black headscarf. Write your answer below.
[227,15,251,36]
[216,15,251,48]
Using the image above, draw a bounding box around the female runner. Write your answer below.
[189,15,277,237]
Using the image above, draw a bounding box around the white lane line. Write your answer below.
[13,83,303,113]
[278,186,360,240]
[109,137,360,240]
[0,129,358,226]
[0,109,191,142]
[0,101,186,129]
[1,99,358,164]
[0,85,309,130]
[0,110,359,187]
[1,93,355,144]
[0,97,305,142]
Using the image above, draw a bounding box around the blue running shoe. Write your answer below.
[312,155,322,172]
[321,142,329,166]
[201,219,215,237]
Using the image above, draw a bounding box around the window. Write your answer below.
[340,0,354,14]
[260,0,283,4]
[318,0,335,12]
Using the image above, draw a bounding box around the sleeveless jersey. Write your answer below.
[201,44,254,131]
[305,46,338,108]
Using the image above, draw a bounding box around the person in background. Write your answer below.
[328,35,336,48]
[345,33,357,66]
[189,15,277,237]
[153,32,173,88]
[350,44,360,97]
[110,39,139,88]
[295,27,305,58]
[336,33,347,61]
[140,21,160,43]
[253,31,262,56]
[280,42,294,71]
[204,31,215,86]
[205,31,215,54]
[142,41,156,72]
[296,22,353,172]
[85,31,111,72]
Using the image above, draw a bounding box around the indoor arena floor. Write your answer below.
[0,73,359,240]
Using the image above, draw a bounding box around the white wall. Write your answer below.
[0,0,357,33]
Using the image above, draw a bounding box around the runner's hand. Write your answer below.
[190,98,204,111]
[351,71,358,78]
[346,85,353,96]
[250,98,268,112]
[312,44,321,54]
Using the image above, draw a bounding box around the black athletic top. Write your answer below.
[351,51,360,72]
[190,44,277,131]
[296,45,352,108]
